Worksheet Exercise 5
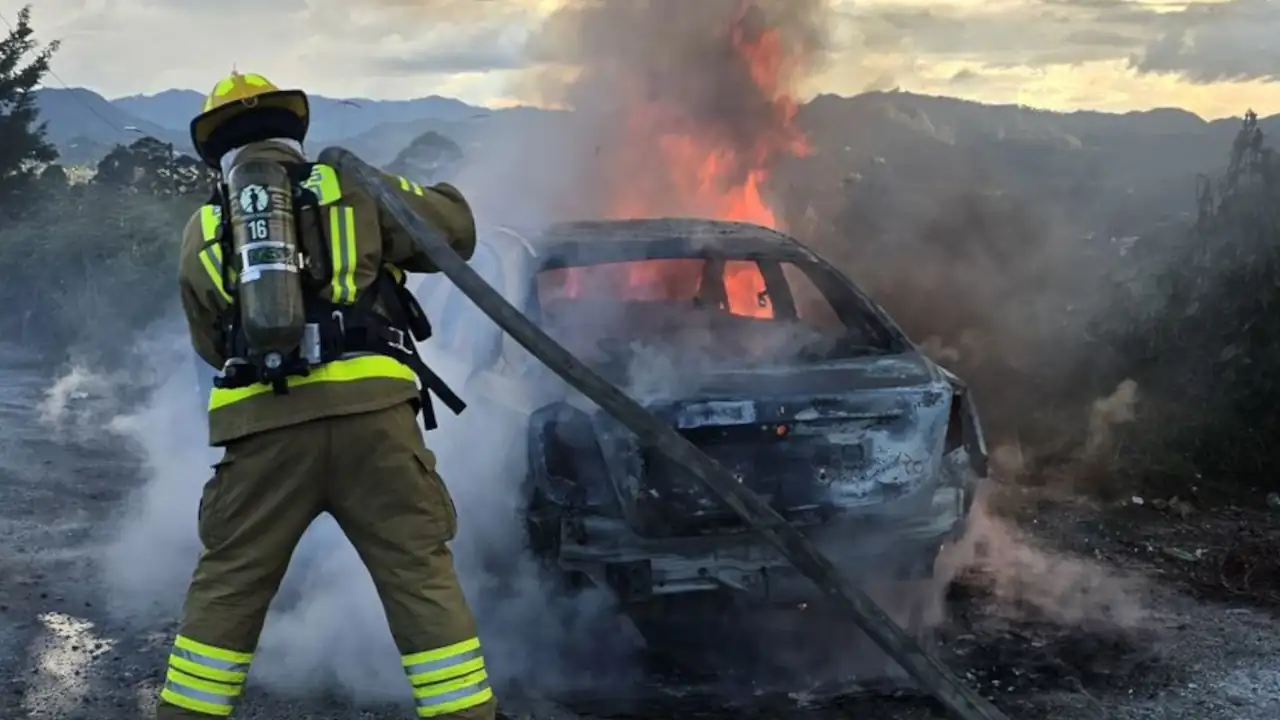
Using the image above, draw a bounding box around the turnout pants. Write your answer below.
[156,402,496,720]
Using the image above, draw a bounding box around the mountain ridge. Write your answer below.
[109,88,494,139]
[36,85,1269,164]
[30,85,1271,221]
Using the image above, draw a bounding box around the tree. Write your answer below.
[1099,112,1280,499]
[385,131,464,184]
[0,5,59,214]
[94,135,214,197]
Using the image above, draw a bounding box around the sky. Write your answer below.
[7,0,1280,119]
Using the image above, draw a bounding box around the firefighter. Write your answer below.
[157,71,496,720]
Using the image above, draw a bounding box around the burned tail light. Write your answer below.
[944,394,965,455]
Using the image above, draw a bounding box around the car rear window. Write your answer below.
[537,259,783,319]
[534,257,894,369]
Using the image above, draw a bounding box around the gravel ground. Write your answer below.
[0,345,1277,720]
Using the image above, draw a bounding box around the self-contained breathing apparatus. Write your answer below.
[210,158,465,429]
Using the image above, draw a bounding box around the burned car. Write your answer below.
[419,218,986,615]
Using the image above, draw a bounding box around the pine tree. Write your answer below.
[0,5,59,213]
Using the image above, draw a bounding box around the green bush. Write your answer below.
[1098,111,1280,500]
[0,181,197,361]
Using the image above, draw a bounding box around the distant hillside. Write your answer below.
[29,85,1267,235]
[788,91,1248,229]
[110,89,488,142]
[339,106,563,166]
[35,86,492,164]
[34,88,186,164]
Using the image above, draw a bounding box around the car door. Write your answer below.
[415,238,505,389]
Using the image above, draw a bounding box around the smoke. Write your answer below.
[436,0,831,226]
[932,490,1147,630]
[58,0,1165,711]
[530,0,825,219]
[241,339,642,701]
[37,364,118,441]
[88,325,641,705]
[802,185,1125,448]
[1084,378,1139,458]
[83,2,842,704]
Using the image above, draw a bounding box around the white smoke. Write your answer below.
[88,106,643,707]
[930,488,1148,631]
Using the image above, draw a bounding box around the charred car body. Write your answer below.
[421,218,987,610]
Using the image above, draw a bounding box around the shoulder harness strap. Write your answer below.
[205,162,465,427]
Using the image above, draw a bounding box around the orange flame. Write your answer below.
[606,4,810,229]
[555,3,810,318]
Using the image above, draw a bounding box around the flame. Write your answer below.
[606,3,810,229]
[553,2,810,319]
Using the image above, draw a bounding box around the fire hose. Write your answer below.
[318,146,1012,720]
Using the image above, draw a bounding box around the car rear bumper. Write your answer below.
[557,483,972,605]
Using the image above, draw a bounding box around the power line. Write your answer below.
[0,8,121,134]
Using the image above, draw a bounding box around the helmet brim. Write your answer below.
[191,89,310,167]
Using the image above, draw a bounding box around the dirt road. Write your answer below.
[1,343,1277,719]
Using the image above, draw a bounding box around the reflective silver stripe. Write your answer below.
[416,678,491,709]
[164,680,234,707]
[405,647,483,679]
[203,245,224,276]
[338,209,353,302]
[172,647,250,675]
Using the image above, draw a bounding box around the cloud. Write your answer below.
[828,0,1280,88]
[1128,0,1280,83]
[844,0,1160,67]
[1065,29,1140,48]
[4,0,547,101]
[10,0,1280,117]
[364,22,533,75]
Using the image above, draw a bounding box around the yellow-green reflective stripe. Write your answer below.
[199,205,221,239]
[161,666,240,717]
[174,635,253,665]
[414,675,492,717]
[166,668,243,698]
[173,635,252,665]
[417,688,494,718]
[397,176,425,196]
[161,685,233,717]
[416,686,494,718]
[413,668,485,699]
[406,652,484,686]
[402,637,481,667]
[169,648,249,684]
[301,164,342,205]
[198,206,232,302]
[207,354,416,411]
[386,263,406,285]
[199,245,232,303]
[329,205,357,304]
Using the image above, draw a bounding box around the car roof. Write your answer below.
[487,218,818,268]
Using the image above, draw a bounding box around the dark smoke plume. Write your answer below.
[524,0,831,219]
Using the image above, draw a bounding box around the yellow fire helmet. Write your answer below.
[190,70,310,168]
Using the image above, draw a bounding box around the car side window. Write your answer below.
[427,242,504,368]
[780,262,843,330]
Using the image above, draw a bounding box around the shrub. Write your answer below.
[0,181,197,362]
[1100,111,1280,501]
